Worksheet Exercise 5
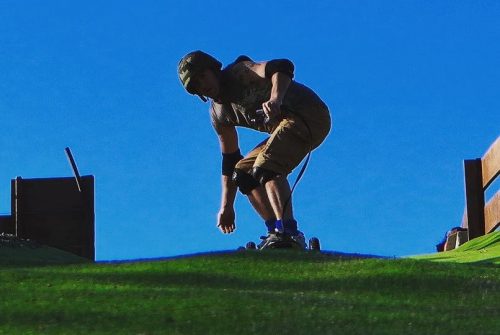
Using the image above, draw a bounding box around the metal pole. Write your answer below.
[65,147,83,192]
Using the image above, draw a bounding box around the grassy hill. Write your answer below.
[1,242,499,335]
[0,244,89,267]
[0,233,89,267]
[411,231,500,264]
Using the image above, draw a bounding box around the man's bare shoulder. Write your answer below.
[210,101,234,133]
[223,55,263,75]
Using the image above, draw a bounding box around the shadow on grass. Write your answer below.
[33,251,499,296]
[2,251,499,334]
[0,246,90,268]
[98,249,388,265]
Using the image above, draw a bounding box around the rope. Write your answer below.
[280,106,313,220]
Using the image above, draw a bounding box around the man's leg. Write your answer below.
[251,166,299,235]
[264,175,293,221]
[246,185,277,232]
[251,117,312,236]
[232,139,279,231]
[247,185,275,221]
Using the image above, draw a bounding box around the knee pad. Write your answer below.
[251,166,280,186]
[232,169,260,195]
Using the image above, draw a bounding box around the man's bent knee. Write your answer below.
[232,168,260,195]
[251,166,280,186]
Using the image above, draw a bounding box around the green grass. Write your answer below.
[411,231,500,265]
[1,247,499,335]
[0,245,89,267]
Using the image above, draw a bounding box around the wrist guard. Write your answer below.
[222,149,243,176]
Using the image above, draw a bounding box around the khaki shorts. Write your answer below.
[235,107,331,175]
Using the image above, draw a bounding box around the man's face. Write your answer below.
[190,69,220,99]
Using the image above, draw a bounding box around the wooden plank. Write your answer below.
[0,215,14,234]
[481,136,500,189]
[444,231,469,251]
[484,191,500,233]
[444,232,457,251]
[13,176,95,261]
[456,230,469,247]
[464,159,485,239]
[461,208,468,229]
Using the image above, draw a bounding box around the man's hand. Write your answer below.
[217,206,236,234]
[262,98,282,123]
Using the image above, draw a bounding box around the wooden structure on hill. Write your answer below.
[0,148,95,260]
[445,136,500,251]
[462,136,500,238]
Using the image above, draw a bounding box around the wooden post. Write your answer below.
[464,159,485,239]
[13,177,22,237]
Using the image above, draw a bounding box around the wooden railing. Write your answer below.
[462,136,500,239]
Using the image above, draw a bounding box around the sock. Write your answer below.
[265,219,277,233]
[283,219,298,235]
[275,219,283,233]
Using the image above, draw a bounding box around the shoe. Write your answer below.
[258,231,306,250]
[290,231,307,249]
[257,232,280,249]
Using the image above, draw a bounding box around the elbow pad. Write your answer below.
[265,59,294,80]
[222,149,243,176]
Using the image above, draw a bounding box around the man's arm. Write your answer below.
[249,60,294,122]
[216,124,240,234]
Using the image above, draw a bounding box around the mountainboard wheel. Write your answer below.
[246,241,257,250]
[309,237,320,251]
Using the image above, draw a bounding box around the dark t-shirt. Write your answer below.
[210,58,328,134]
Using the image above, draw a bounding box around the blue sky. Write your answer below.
[1,0,498,260]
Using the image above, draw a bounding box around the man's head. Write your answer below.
[178,51,222,101]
